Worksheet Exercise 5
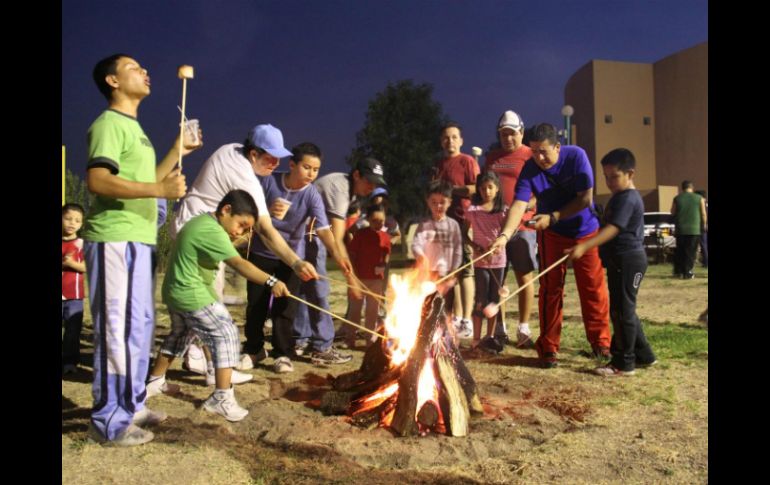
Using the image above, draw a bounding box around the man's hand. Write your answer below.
[158,168,187,199]
[271,280,290,298]
[531,213,553,231]
[564,243,588,262]
[490,235,508,254]
[336,256,353,276]
[292,260,319,281]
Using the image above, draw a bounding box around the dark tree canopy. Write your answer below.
[348,80,448,223]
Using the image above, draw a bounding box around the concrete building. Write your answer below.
[564,42,707,210]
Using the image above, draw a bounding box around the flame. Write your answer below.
[416,358,439,411]
[383,270,437,367]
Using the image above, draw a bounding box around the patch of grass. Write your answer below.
[642,321,708,361]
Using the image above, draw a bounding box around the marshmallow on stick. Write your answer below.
[177,65,194,79]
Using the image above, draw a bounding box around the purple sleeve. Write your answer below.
[308,187,330,229]
[514,163,536,202]
[573,149,594,192]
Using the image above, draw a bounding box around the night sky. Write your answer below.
[62,0,708,184]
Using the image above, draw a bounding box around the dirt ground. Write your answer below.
[62,263,707,484]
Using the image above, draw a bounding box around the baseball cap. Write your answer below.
[355,158,386,186]
[497,110,524,132]
[247,124,292,158]
[371,186,389,198]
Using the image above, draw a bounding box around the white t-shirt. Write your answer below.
[172,143,269,238]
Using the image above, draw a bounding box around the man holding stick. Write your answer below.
[490,123,610,369]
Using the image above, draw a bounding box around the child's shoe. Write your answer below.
[202,386,249,422]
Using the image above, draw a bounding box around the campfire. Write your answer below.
[322,271,483,437]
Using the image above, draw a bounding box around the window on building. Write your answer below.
[604,115,613,124]
[643,116,652,125]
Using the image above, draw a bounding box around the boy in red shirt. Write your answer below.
[62,203,86,375]
[346,204,391,348]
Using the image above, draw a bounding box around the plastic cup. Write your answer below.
[271,197,292,220]
[184,118,200,145]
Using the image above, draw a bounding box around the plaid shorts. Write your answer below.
[160,301,240,369]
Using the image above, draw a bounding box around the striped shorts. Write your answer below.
[160,301,240,369]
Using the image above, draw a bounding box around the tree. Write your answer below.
[64,169,91,211]
[348,80,448,225]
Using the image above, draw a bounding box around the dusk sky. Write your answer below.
[62,0,708,184]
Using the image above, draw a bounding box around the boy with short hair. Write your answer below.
[346,203,392,348]
[62,203,86,375]
[244,142,350,372]
[411,180,463,304]
[147,190,289,421]
[566,148,657,376]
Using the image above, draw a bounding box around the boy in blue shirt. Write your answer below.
[244,143,351,372]
[565,148,657,376]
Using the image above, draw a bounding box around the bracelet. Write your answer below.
[549,212,559,224]
[265,275,277,288]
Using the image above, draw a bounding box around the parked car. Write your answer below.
[643,212,676,263]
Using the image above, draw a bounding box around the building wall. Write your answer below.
[653,42,708,193]
[563,41,707,210]
[592,61,657,196]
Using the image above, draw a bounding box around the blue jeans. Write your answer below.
[293,237,334,352]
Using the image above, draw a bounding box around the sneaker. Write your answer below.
[310,347,353,365]
[494,334,511,348]
[636,359,658,369]
[202,386,249,422]
[88,422,154,447]
[132,407,168,427]
[236,349,269,370]
[205,367,254,386]
[683,272,695,280]
[183,343,208,375]
[295,341,309,356]
[541,352,558,369]
[457,320,473,339]
[273,356,294,373]
[62,364,78,375]
[516,331,535,349]
[146,375,181,398]
[594,365,635,377]
[478,336,501,355]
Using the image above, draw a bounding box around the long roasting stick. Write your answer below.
[435,247,497,285]
[177,65,194,171]
[287,293,387,340]
[318,274,393,303]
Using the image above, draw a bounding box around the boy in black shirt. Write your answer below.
[565,148,657,376]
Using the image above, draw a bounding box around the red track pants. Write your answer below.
[535,229,611,355]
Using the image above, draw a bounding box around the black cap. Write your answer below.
[355,158,386,186]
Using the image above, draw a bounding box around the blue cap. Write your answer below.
[247,124,292,158]
[371,187,389,198]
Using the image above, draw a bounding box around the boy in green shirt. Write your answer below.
[146,190,289,422]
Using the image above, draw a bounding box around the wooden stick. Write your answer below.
[498,254,569,307]
[318,274,392,303]
[178,78,187,171]
[435,247,496,285]
[287,293,387,340]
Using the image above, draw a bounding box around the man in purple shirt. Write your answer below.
[491,123,610,368]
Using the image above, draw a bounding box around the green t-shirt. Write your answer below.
[673,192,703,236]
[82,109,158,244]
[162,213,239,312]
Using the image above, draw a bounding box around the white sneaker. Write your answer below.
[202,386,249,422]
[132,407,168,427]
[273,356,294,373]
[237,354,254,370]
[183,343,208,375]
[205,367,254,386]
[516,324,534,348]
[451,315,462,332]
[146,375,181,398]
[88,422,154,447]
[458,319,473,339]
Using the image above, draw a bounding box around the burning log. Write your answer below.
[390,294,444,436]
[332,273,484,437]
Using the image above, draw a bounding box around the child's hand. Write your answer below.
[271,280,290,298]
[62,252,75,267]
[436,277,456,296]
